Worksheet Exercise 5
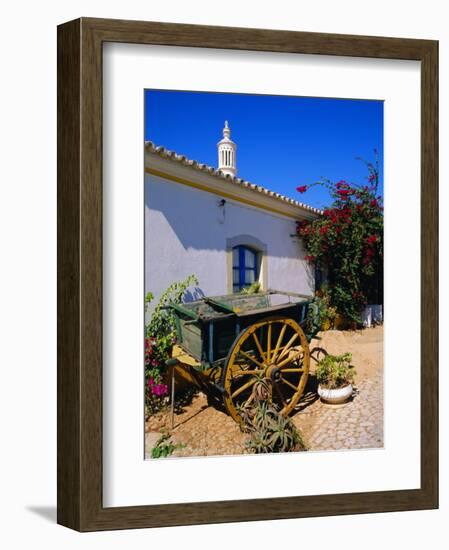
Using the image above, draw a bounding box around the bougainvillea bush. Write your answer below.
[296,156,383,325]
[144,274,198,413]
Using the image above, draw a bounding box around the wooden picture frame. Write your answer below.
[57,17,438,531]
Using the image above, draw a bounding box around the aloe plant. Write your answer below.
[246,401,306,453]
[239,378,307,453]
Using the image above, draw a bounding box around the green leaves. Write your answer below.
[145,275,199,413]
[144,291,154,313]
[315,352,356,390]
[305,290,337,338]
[242,386,307,454]
[297,155,383,324]
[147,274,199,342]
[240,281,261,295]
[146,274,199,356]
[151,432,186,459]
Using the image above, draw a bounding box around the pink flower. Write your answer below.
[151,383,168,397]
[145,338,153,351]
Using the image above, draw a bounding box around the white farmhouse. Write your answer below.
[144,122,321,307]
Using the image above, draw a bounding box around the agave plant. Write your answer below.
[245,401,306,453]
[239,377,307,453]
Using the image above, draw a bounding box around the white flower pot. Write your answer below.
[318,383,353,404]
[361,306,372,328]
[361,304,383,327]
[371,304,383,324]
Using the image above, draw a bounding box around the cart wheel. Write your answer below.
[223,316,310,426]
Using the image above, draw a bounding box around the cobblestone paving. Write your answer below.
[145,369,383,457]
[293,369,384,451]
[145,327,384,458]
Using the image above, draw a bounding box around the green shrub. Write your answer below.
[305,288,337,339]
[145,274,198,413]
[151,432,185,459]
[315,352,356,389]
[296,154,383,324]
[240,281,261,294]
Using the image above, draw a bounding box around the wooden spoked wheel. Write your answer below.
[223,316,310,426]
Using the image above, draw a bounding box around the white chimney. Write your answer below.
[217,120,237,177]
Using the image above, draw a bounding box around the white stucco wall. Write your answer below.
[145,172,315,308]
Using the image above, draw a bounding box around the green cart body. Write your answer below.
[170,289,312,370]
[167,290,313,425]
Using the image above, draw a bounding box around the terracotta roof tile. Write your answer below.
[145,141,322,216]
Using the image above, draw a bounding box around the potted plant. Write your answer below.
[315,352,356,404]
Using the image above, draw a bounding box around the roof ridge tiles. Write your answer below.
[144,141,322,215]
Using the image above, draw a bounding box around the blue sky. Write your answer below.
[144,90,383,209]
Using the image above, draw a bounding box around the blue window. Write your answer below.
[232,245,259,292]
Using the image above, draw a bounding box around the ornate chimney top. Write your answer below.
[217,121,237,177]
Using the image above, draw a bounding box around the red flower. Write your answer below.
[368,173,376,183]
[296,185,308,194]
[304,255,315,262]
[319,225,328,235]
[370,199,378,207]
[297,220,308,232]
[336,180,348,189]
[336,189,352,199]
[366,234,377,245]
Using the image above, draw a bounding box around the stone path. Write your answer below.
[145,370,383,457]
[293,369,383,451]
[145,327,384,458]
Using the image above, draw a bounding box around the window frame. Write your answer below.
[232,244,259,292]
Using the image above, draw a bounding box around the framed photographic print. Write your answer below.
[57,17,438,531]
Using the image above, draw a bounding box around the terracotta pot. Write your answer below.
[333,313,347,330]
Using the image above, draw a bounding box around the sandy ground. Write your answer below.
[145,325,384,458]
[311,326,383,382]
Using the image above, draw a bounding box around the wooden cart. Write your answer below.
[167,289,313,427]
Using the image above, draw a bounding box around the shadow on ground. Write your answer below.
[26,506,56,523]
